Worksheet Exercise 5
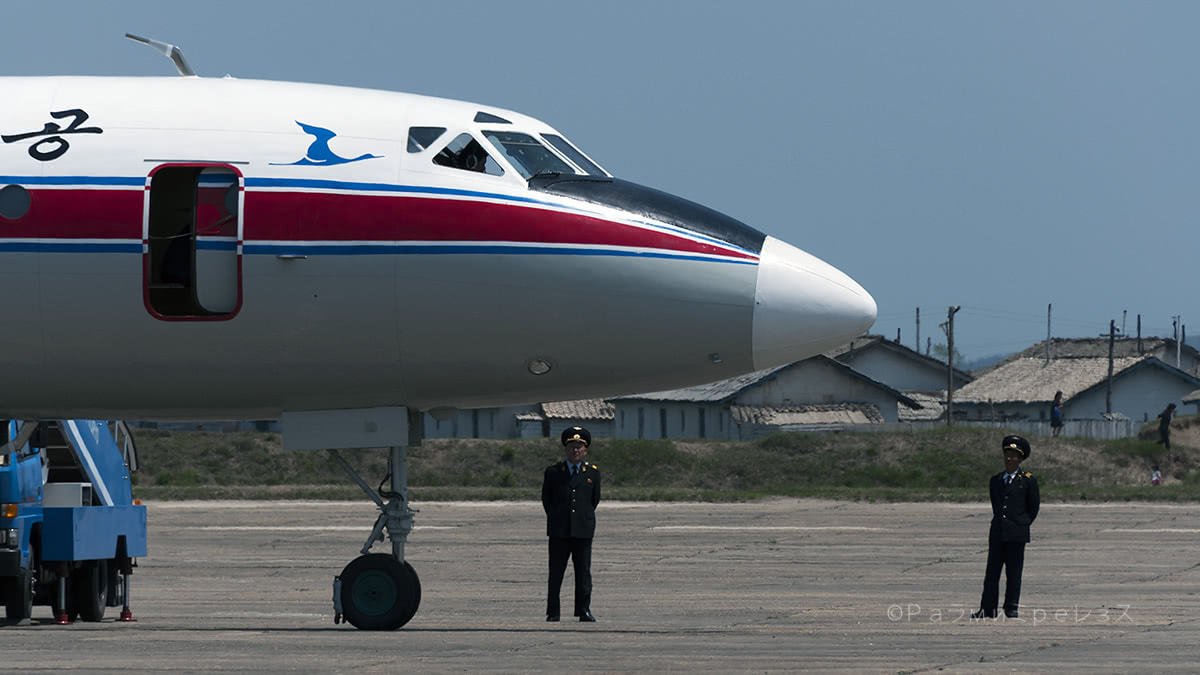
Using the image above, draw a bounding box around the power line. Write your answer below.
[959,306,1098,329]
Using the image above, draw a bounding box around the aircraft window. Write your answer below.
[433,133,504,175]
[473,111,511,124]
[541,134,607,177]
[482,131,575,179]
[0,184,31,220]
[407,127,446,153]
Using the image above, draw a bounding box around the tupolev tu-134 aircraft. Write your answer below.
[0,35,875,629]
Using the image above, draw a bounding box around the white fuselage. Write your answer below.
[0,76,875,419]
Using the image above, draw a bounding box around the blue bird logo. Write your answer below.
[272,121,383,166]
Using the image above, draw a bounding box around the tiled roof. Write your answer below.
[823,334,887,358]
[1005,337,1195,362]
[610,365,789,403]
[730,403,884,426]
[540,399,615,420]
[1183,389,1200,404]
[611,356,920,409]
[955,356,1146,405]
[514,412,544,422]
[898,391,945,421]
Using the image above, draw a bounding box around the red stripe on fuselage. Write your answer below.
[8,189,143,239]
[245,192,757,259]
[4,188,757,260]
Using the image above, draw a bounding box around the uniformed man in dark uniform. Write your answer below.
[972,435,1040,619]
[542,426,601,622]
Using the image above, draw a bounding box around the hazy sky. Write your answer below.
[2,1,1194,360]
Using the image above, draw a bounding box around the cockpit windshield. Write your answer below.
[482,131,576,179]
[541,134,607,177]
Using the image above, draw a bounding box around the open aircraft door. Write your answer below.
[143,164,243,319]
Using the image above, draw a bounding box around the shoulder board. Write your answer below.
[589,463,599,470]
[1023,471,1033,478]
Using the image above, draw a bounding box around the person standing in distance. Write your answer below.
[972,435,1040,619]
[542,426,601,622]
[1156,403,1177,449]
[1050,391,1064,437]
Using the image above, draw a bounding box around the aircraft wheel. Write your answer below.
[73,560,109,622]
[2,569,33,621]
[338,553,421,630]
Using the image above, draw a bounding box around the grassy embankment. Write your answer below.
[131,418,1200,502]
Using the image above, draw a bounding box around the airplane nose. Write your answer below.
[752,236,877,370]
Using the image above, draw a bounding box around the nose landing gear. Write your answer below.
[328,446,421,630]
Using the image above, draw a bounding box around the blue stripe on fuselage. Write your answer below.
[243,242,757,264]
[0,240,755,264]
[0,241,142,253]
[0,175,144,187]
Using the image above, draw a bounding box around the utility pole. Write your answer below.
[1045,303,1052,364]
[915,307,920,353]
[1173,316,1181,368]
[1137,314,1142,354]
[1106,320,1116,415]
[1177,318,1183,368]
[926,337,931,356]
[945,306,961,426]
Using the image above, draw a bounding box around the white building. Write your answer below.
[829,334,972,393]
[610,356,920,440]
[515,399,614,439]
[954,356,1200,423]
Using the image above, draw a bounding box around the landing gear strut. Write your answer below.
[329,446,421,630]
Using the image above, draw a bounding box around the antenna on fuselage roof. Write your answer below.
[124,33,196,77]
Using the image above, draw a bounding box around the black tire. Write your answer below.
[73,560,108,622]
[396,561,422,627]
[3,569,33,621]
[338,554,421,630]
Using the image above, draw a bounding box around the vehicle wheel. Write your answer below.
[396,561,421,627]
[73,560,108,622]
[3,569,33,621]
[338,553,420,630]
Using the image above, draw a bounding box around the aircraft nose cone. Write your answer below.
[752,236,877,370]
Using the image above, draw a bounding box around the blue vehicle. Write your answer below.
[0,420,146,623]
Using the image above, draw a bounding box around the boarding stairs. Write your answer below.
[37,421,139,507]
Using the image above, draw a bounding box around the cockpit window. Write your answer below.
[541,134,607,177]
[474,111,511,124]
[407,127,446,153]
[482,131,576,179]
[433,133,504,175]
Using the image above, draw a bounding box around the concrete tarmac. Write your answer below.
[1,499,1198,673]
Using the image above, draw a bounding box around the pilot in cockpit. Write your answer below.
[457,139,490,173]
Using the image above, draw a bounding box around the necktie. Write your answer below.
[1004,473,1013,485]
[571,465,578,477]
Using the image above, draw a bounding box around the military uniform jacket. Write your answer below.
[989,470,1040,543]
[542,461,601,539]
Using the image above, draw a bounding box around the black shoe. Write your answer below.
[1004,609,1018,618]
[578,611,596,622]
[546,615,559,622]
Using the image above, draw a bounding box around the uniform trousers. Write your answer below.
[979,535,1026,616]
[547,536,592,617]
